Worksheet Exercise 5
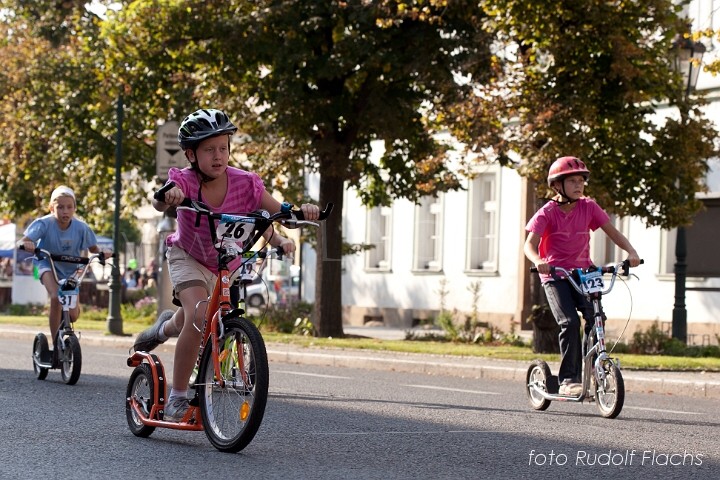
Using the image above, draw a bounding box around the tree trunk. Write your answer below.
[530,304,561,354]
[314,172,345,337]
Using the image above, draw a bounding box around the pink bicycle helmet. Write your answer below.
[547,156,590,187]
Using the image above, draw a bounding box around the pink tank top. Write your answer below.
[165,167,265,273]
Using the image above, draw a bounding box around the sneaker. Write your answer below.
[559,381,583,396]
[133,310,174,352]
[164,397,190,422]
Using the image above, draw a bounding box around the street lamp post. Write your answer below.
[106,95,124,335]
[671,34,705,343]
[673,225,688,342]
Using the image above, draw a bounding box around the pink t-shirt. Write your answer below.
[525,197,610,282]
[165,167,265,273]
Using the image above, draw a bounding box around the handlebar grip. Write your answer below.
[154,181,176,202]
[284,202,334,221]
[154,182,193,209]
[17,244,41,257]
[530,266,557,277]
[97,252,117,265]
[621,258,644,276]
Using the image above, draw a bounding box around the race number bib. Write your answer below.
[580,270,604,294]
[238,258,255,282]
[215,219,255,249]
[58,288,79,309]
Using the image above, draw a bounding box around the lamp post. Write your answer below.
[106,95,124,335]
[671,34,705,343]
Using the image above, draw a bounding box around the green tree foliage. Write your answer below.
[96,0,495,336]
[451,0,718,228]
[0,0,717,336]
[0,1,155,228]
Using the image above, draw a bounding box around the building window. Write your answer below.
[466,173,499,272]
[366,206,392,270]
[685,198,720,277]
[659,199,720,277]
[413,195,443,271]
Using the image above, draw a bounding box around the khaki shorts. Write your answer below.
[166,246,215,303]
[166,246,241,306]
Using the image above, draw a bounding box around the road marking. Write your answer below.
[297,430,504,436]
[624,406,703,416]
[404,384,500,395]
[274,370,351,380]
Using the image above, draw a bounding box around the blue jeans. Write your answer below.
[543,280,595,384]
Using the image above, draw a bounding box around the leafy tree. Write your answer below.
[97,0,495,337]
[452,0,718,228]
[0,1,156,229]
[232,1,494,337]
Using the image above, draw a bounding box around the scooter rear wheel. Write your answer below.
[126,364,157,438]
[32,333,49,381]
[526,359,552,411]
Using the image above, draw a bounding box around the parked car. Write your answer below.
[243,276,269,308]
[269,274,299,304]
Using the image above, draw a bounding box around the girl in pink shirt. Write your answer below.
[134,108,320,421]
[524,156,640,396]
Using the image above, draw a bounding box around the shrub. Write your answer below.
[629,322,720,357]
[606,341,631,354]
[436,310,458,340]
[121,299,156,324]
[293,316,315,336]
[124,287,157,305]
[630,322,668,354]
[7,303,46,316]
[257,301,314,334]
[81,307,108,323]
[431,308,527,347]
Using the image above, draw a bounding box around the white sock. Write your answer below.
[157,321,169,342]
[168,389,187,403]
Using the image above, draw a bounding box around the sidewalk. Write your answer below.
[3,324,720,399]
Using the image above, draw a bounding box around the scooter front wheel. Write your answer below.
[595,362,624,419]
[60,335,82,385]
[198,316,269,453]
[526,359,552,411]
[32,333,49,380]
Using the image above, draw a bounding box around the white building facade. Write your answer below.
[339,1,720,344]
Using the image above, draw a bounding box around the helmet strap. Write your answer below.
[551,178,578,206]
[189,148,215,183]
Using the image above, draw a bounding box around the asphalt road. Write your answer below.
[1,338,718,480]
